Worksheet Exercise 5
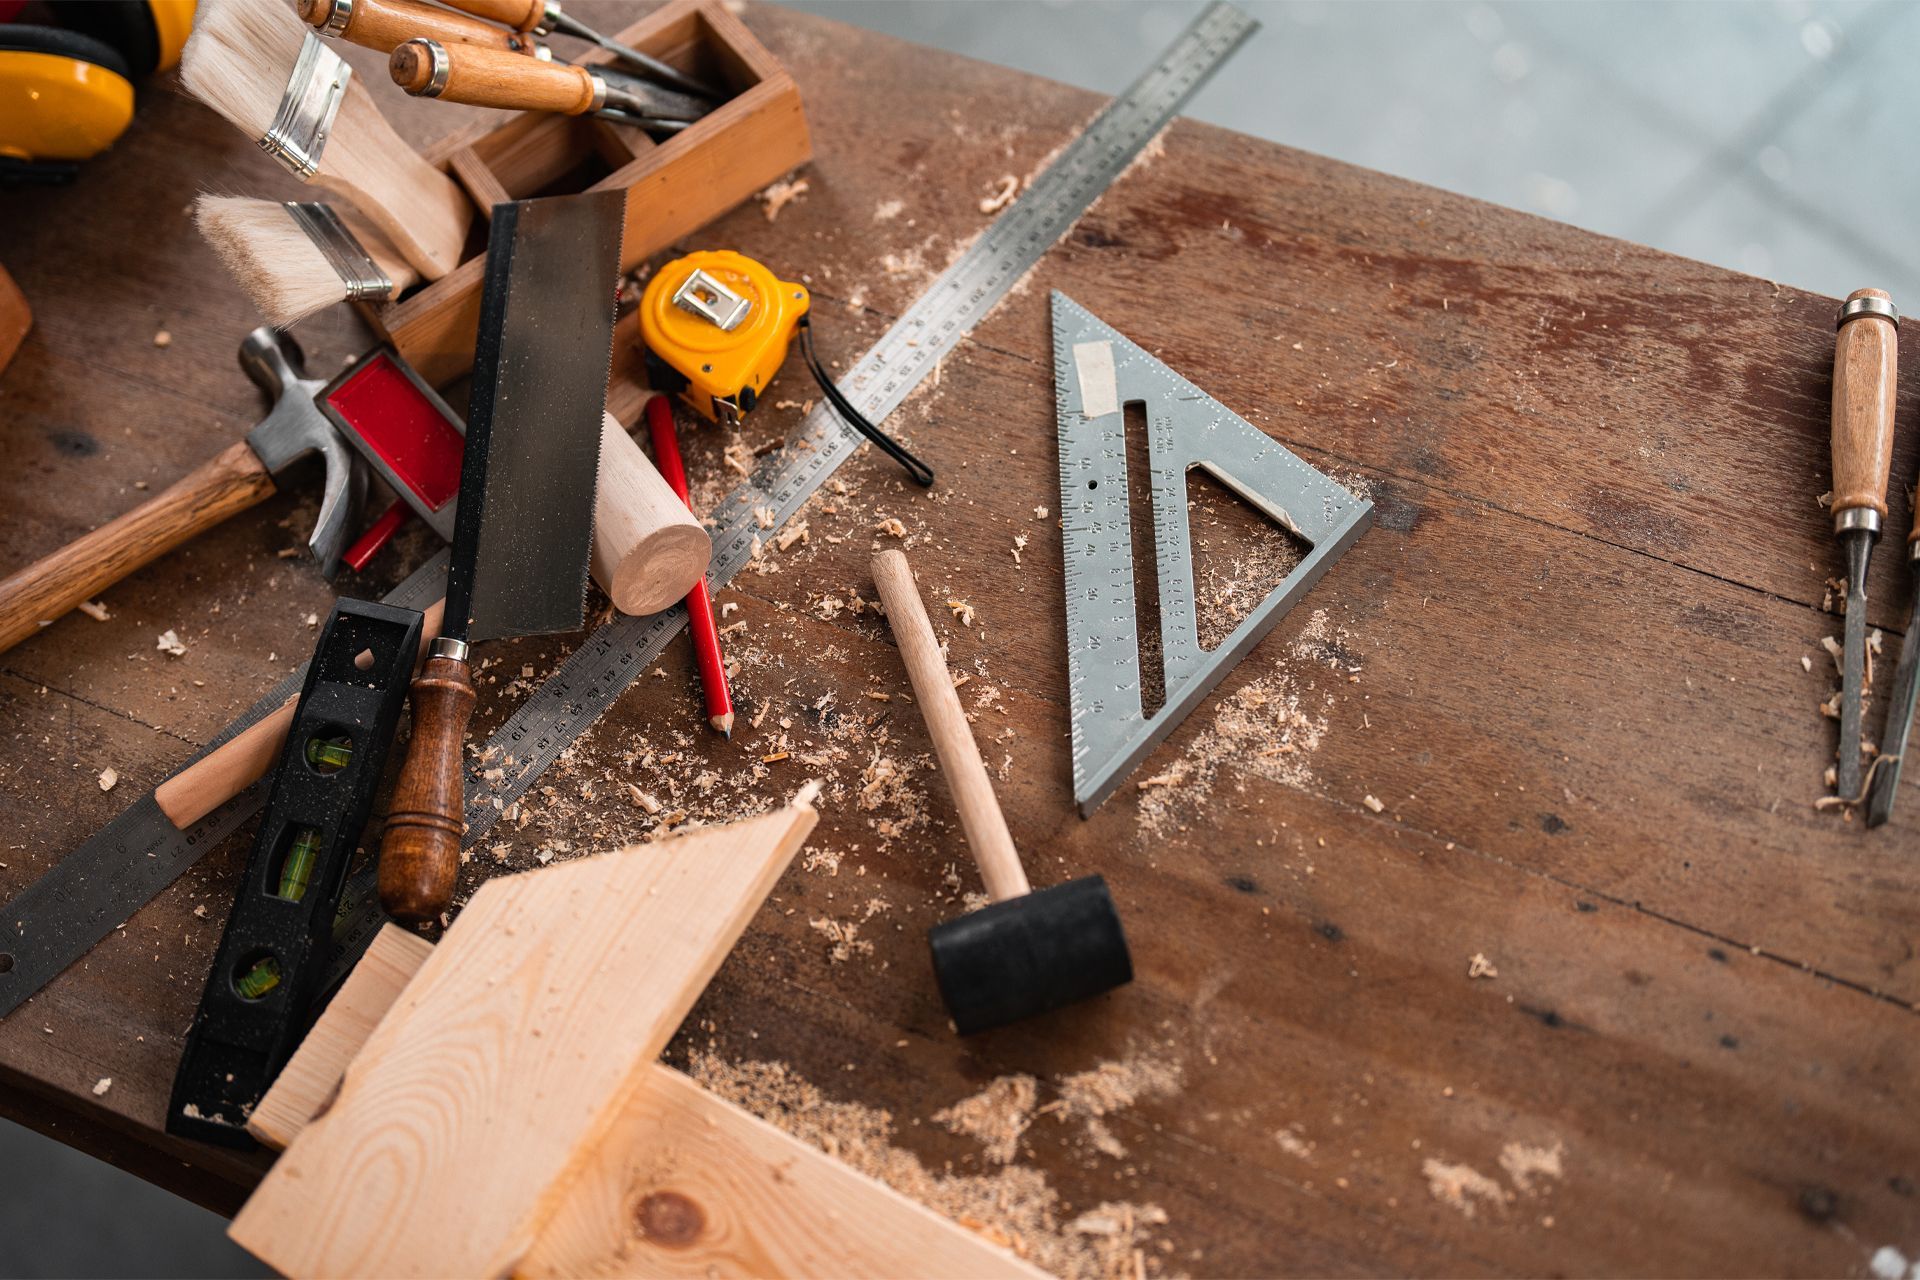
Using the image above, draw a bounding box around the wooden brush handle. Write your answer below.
[0,442,275,656]
[378,653,476,922]
[300,0,528,54]
[320,79,473,280]
[438,0,548,32]
[392,38,596,114]
[1832,288,1899,524]
[870,550,1030,902]
[156,599,446,829]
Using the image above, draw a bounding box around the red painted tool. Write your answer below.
[646,394,732,736]
[317,347,467,571]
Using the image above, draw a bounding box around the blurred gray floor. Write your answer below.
[5,2,1911,1276]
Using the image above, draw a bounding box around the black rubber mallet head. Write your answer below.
[871,550,1133,1034]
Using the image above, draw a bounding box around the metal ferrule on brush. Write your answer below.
[285,203,392,301]
[262,32,352,178]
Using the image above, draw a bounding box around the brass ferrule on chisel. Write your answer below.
[261,32,352,178]
[284,203,393,301]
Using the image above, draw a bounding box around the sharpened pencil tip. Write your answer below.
[711,712,735,737]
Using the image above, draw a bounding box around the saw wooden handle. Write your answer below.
[378,654,475,922]
[1832,287,1899,524]
[300,0,526,54]
[391,38,596,114]
[870,549,1030,903]
[435,0,548,31]
[156,599,447,829]
[0,441,275,657]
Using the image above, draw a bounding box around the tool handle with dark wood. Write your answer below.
[870,550,1031,903]
[436,0,548,31]
[391,38,596,114]
[378,653,476,922]
[0,441,276,656]
[300,0,527,54]
[1832,287,1899,526]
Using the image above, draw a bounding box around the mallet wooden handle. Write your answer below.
[0,441,275,656]
[155,599,447,829]
[871,550,1030,902]
[391,38,597,114]
[378,652,475,922]
[437,0,549,32]
[1832,288,1899,526]
[300,0,527,55]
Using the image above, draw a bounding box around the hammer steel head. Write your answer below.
[929,875,1132,1035]
[239,327,363,576]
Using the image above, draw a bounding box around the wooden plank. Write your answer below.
[228,794,818,1278]
[253,925,1044,1279]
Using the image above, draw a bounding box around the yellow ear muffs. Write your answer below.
[45,0,195,78]
[0,27,135,172]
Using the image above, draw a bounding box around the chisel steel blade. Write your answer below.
[449,191,624,645]
[1867,592,1920,826]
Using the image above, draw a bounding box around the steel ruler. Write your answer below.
[0,1,1257,1014]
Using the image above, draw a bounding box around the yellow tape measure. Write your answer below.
[639,250,933,485]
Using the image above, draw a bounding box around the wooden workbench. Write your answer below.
[1,4,1915,1276]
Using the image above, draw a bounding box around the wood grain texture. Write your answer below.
[394,39,599,114]
[3,5,1920,1275]
[871,550,1029,902]
[439,0,546,31]
[1830,288,1899,520]
[594,409,712,615]
[253,924,1045,1279]
[230,797,818,1278]
[0,261,28,375]
[378,653,476,922]
[319,78,475,281]
[303,0,526,55]
[0,440,274,656]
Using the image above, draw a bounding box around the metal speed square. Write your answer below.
[1052,291,1373,814]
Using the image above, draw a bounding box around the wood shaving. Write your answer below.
[91,1077,112,1096]
[776,522,810,551]
[155,629,187,657]
[1037,1051,1183,1160]
[1499,1141,1564,1192]
[76,600,110,622]
[1362,793,1385,813]
[625,784,661,814]
[725,442,755,476]
[874,517,908,538]
[873,198,904,221]
[948,599,976,627]
[689,1053,1171,1280]
[758,176,809,221]
[1467,953,1498,979]
[934,1075,1037,1164]
[1011,534,1027,565]
[152,330,171,348]
[97,768,118,792]
[1137,670,1326,838]
[1423,1158,1507,1217]
[979,174,1019,214]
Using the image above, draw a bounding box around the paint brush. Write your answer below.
[180,0,473,280]
[195,195,419,327]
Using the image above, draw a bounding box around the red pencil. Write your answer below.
[645,394,734,736]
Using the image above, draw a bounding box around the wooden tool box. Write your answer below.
[356,0,811,404]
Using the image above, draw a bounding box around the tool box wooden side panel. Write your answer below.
[361,0,813,390]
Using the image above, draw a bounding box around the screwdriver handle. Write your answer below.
[378,650,476,922]
[437,0,551,32]
[299,0,530,55]
[1832,288,1900,533]
[391,38,597,114]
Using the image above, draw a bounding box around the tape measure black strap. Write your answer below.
[796,317,935,488]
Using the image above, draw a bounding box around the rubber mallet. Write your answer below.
[871,549,1133,1034]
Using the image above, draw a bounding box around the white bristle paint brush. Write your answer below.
[180,0,471,280]
[195,195,421,327]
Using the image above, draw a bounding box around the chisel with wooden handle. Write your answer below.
[389,38,702,123]
[1830,288,1899,803]
[300,0,543,56]
[433,0,720,98]
[0,330,358,657]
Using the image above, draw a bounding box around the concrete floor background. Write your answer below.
[3,1,1910,1275]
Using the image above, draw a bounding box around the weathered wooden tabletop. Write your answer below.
[1,4,1916,1276]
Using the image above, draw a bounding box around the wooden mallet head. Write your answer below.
[870,550,1132,1034]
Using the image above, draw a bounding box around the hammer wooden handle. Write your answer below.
[1832,288,1899,523]
[300,0,526,54]
[392,38,597,114]
[871,550,1030,902]
[378,653,475,922]
[155,599,447,829]
[0,441,275,657]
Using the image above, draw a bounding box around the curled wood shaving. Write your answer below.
[1467,953,1499,979]
[155,629,187,656]
[76,600,110,622]
[759,176,809,221]
[874,517,907,538]
[979,174,1018,214]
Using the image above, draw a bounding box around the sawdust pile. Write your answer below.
[690,1052,1171,1280]
[934,1074,1037,1164]
[1136,668,1328,838]
[1422,1158,1506,1218]
[1041,1052,1185,1159]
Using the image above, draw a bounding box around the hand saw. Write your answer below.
[0,2,1258,1012]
